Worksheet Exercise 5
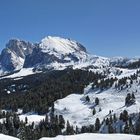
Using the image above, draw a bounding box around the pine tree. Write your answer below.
[59,115,65,129]
[108,123,114,133]
[109,115,113,124]
[18,126,26,140]
[86,96,90,102]
[132,93,135,100]
[92,108,96,115]
[25,117,28,124]
[2,124,8,135]
[95,118,100,132]
[129,117,132,126]
[123,122,129,134]
[99,108,102,112]
[106,118,109,125]
[75,126,79,134]
[45,114,48,123]
[113,114,117,123]
[95,97,99,105]
[136,113,140,135]
[51,103,55,113]
[125,93,131,106]
[66,120,71,135]
[33,128,40,140]
[41,125,47,137]
[89,125,95,133]
[123,110,129,122]
[119,113,123,120]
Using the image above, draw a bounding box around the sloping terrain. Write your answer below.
[0,134,19,140]
[40,133,140,140]
[0,133,139,140]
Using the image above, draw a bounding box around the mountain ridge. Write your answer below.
[0,36,140,77]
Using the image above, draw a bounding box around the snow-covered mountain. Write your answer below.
[0,39,35,73]
[24,36,88,68]
[0,36,140,77]
[0,36,110,77]
[0,36,89,75]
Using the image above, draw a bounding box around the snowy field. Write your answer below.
[0,134,19,140]
[19,113,45,125]
[40,133,140,140]
[1,133,139,140]
[54,81,140,128]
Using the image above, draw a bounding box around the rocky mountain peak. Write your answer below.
[0,39,35,71]
[39,36,87,55]
[23,36,88,68]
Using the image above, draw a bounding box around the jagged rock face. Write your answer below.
[0,36,139,75]
[5,39,35,58]
[24,47,57,68]
[24,36,88,68]
[0,39,35,71]
[0,36,88,73]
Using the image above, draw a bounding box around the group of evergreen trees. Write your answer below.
[0,97,140,139]
[0,109,66,139]
[101,110,140,135]
[125,93,136,106]
[92,77,117,90]
[0,69,104,114]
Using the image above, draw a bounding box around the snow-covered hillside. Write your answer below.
[53,68,140,132]
[54,89,140,128]
[0,68,35,79]
[40,133,140,140]
[0,134,19,140]
[0,133,139,140]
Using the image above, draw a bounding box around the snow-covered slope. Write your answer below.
[40,36,87,58]
[19,113,45,125]
[0,134,19,140]
[0,133,139,140]
[53,68,140,131]
[40,133,140,140]
[1,68,35,79]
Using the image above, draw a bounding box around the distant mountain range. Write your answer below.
[0,36,140,76]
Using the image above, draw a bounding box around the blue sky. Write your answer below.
[0,0,140,57]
